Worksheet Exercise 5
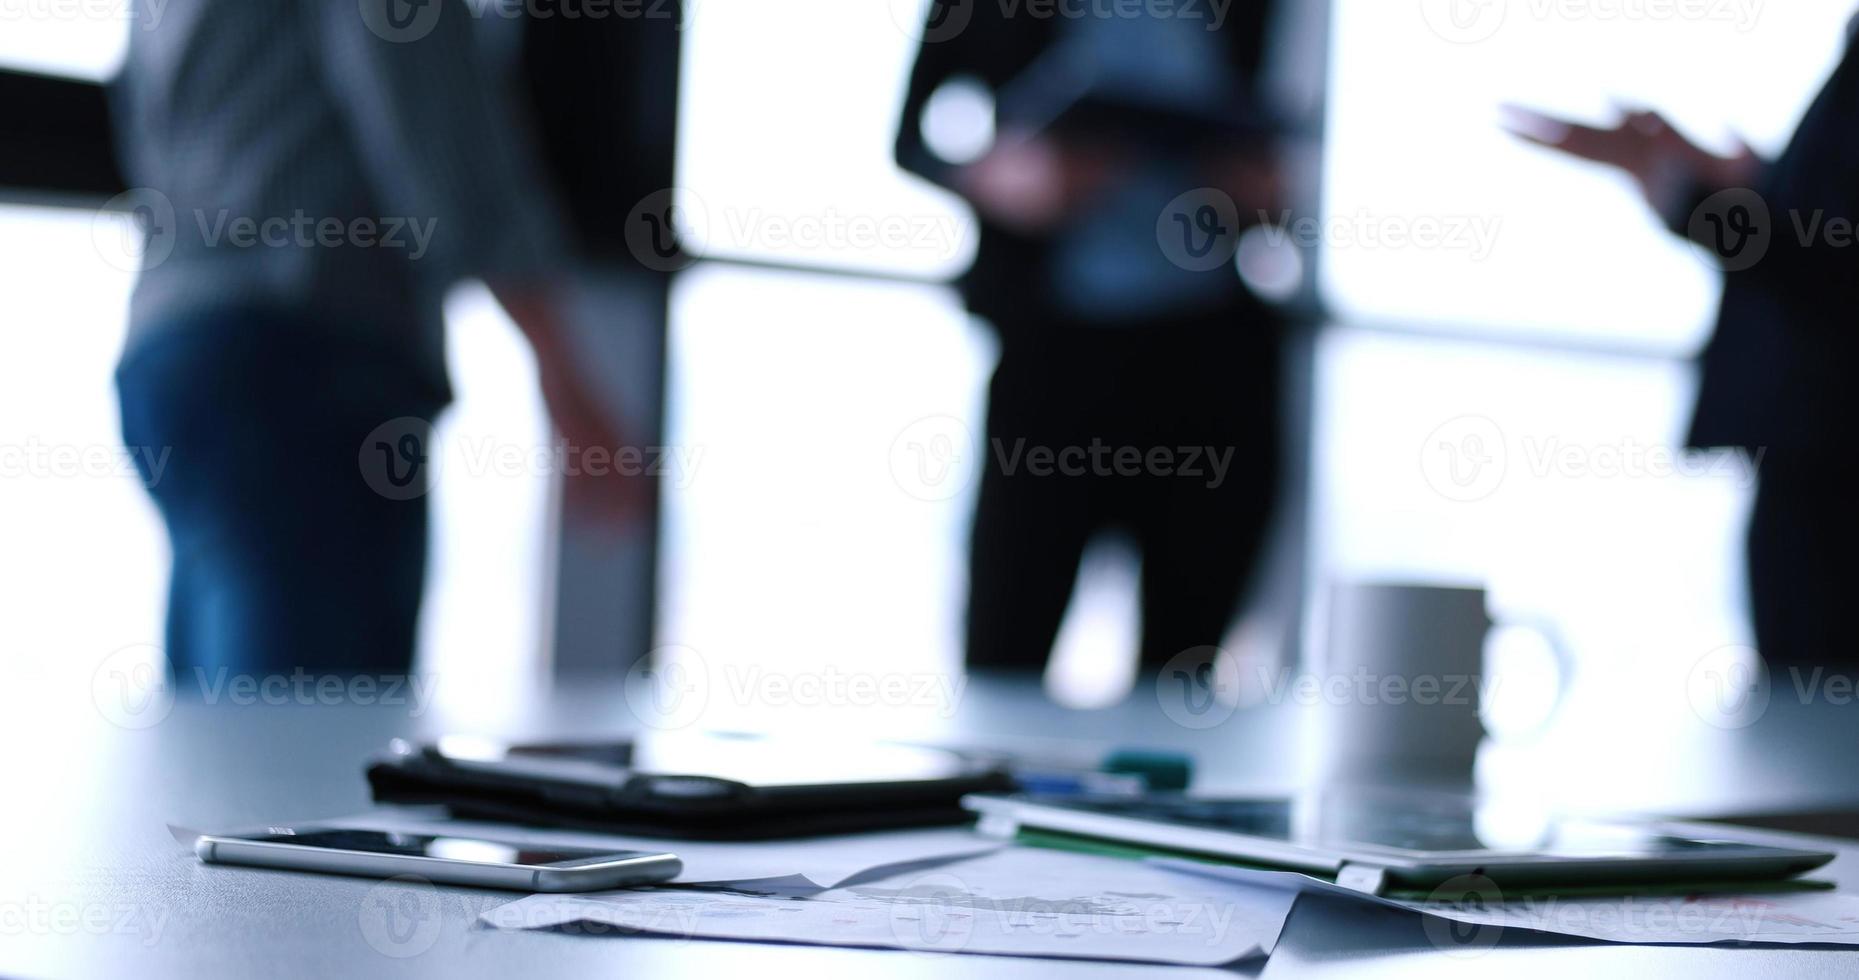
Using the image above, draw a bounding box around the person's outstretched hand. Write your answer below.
[1501,104,1763,217]
[495,285,650,529]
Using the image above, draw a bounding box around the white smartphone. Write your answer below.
[195,826,682,892]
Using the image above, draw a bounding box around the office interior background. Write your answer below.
[2,0,1848,797]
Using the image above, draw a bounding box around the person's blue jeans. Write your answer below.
[116,307,447,687]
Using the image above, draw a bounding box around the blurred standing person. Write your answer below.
[896,0,1295,672]
[1507,19,1859,668]
[110,0,637,685]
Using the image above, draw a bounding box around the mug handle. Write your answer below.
[1483,615,1575,740]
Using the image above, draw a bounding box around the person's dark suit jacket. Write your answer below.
[894,0,1279,330]
[522,0,681,265]
[1689,40,1859,456]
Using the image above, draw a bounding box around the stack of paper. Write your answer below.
[484,846,1300,967]
[1158,859,1859,947]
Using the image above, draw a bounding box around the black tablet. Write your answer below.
[367,732,1014,839]
[964,790,1835,893]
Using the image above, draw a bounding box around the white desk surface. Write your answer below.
[7,672,1859,978]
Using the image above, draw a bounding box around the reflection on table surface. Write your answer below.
[4,671,1858,978]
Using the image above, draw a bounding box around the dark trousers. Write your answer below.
[1747,452,1859,668]
[965,308,1282,671]
[116,309,445,685]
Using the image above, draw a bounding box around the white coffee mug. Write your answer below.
[1316,581,1572,787]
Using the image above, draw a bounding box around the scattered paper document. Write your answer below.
[483,846,1298,966]
[1156,859,1859,946]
